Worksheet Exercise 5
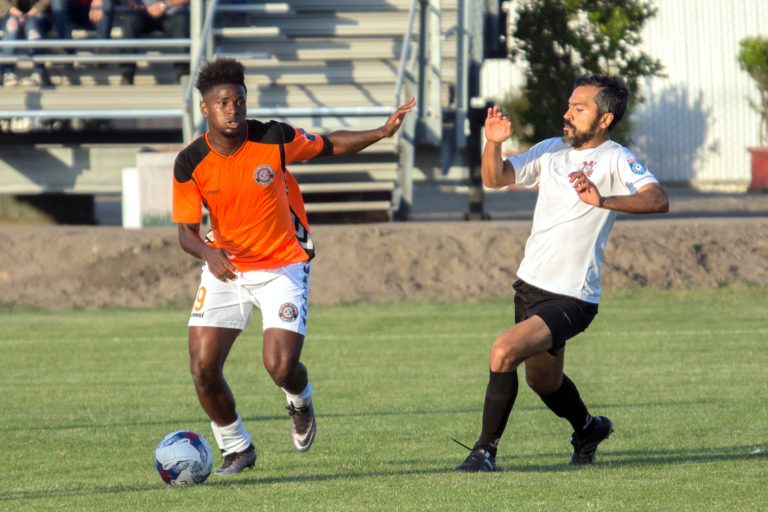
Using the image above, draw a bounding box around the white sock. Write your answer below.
[283,381,313,409]
[211,414,252,456]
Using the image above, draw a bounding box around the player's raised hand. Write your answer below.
[382,97,416,137]
[485,106,512,143]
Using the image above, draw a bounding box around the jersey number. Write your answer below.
[193,286,207,311]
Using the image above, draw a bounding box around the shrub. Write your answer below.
[737,36,768,145]
[502,0,663,146]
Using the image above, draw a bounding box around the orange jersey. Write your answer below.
[172,120,330,271]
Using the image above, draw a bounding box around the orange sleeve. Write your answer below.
[172,177,202,224]
[284,127,329,164]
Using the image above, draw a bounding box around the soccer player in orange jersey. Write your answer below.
[172,58,415,474]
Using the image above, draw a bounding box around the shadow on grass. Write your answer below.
[0,399,715,433]
[3,445,763,502]
[501,444,765,473]
[0,466,451,502]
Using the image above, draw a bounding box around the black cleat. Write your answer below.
[570,416,613,465]
[287,401,316,452]
[215,444,256,475]
[455,446,497,472]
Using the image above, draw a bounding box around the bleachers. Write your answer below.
[0,0,464,222]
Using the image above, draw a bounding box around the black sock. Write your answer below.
[538,374,592,436]
[477,370,519,455]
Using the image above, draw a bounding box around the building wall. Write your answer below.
[634,0,767,189]
[482,0,767,189]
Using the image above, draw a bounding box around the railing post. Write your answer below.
[393,0,422,220]
[181,0,203,144]
[464,0,487,220]
[424,0,442,145]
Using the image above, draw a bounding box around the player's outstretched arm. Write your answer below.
[482,106,516,189]
[326,97,416,156]
[177,223,237,281]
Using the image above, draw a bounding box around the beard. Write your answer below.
[563,116,602,148]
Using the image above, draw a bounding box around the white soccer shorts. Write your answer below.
[188,261,310,334]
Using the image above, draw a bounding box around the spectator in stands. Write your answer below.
[51,0,114,41]
[0,0,53,87]
[118,0,189,85]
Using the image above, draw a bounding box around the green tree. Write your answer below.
[504,0,663,145]
[737,36,768,145]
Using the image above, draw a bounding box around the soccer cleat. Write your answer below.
[455,446,497,472]
[215,444,256,475]
[287,400,316,452]
[570,415,613,465]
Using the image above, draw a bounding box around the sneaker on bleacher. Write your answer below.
[21,71,52,88]
[2,71,18,87]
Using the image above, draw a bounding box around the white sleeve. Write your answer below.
[616,148,659,193]
[507,138,558,188]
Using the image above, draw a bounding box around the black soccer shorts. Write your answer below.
[513,279,598,353]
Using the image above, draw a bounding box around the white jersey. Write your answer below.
[508,137,658,303]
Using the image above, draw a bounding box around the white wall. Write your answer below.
[482,0,768,189]
[634,0,767,189]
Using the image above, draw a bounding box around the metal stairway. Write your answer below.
[0,0,507,223]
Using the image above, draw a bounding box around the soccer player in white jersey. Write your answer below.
[456,75,669,472]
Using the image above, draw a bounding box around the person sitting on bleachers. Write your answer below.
[51,0,114,41]
[118,0,189,85]
[0,0,53,87]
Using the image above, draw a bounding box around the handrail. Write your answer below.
[248,106,393,117]
[183,0,219,106]
[393,0,419,105]
[0,109,184,119]
[215,3,289,13]
[0,54,189,64]
[0,106,397,121]
[0,38,190,49]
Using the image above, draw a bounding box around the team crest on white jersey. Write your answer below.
[627,157,648,175]
[254,165,275,186]
[279,302,299,322]
[579,161,596,177]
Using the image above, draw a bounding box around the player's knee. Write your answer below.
[264,358,298,387]
[189,359,221,392]
[489,343,522,372]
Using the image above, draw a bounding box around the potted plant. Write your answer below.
[737,36,768,191]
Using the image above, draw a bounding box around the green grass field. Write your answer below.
[1,287,766,511]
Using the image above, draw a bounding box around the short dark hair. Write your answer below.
[573,75,629,130]
[195,58,246,96]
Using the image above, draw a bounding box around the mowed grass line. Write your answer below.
[0,287,765,511]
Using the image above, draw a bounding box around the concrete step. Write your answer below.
[299,181,395,193]
[240,59,456,85]
[0,83,406,118]
[304,200,392,213]
[226,12,418,38]
[219,36,457,61]
[290,162,397,174]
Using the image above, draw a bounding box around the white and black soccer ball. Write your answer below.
[154,430,213,486]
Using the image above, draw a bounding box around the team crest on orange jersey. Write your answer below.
[279,303,299,322]
[254,165,275,186]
